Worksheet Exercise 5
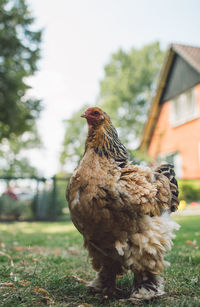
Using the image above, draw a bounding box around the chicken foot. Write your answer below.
[130,270,165,300]
[87,261,123,297]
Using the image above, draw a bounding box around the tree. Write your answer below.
[99,42,164,144]
[0,0,42,176]
[0,131,41,177]
[60,42,164,170]
[60,104,90,171]
[0,0,42,141]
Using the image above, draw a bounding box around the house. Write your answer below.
[140,44,200,179]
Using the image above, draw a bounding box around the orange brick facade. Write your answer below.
[148,83,200,179]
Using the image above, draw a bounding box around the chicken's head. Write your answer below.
[81,107,106,127]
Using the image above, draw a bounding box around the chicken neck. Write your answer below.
[84,121,129,168]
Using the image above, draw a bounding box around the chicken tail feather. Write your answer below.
[155,164,179,212]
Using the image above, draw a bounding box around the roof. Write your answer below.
[172,44,200,73]
[140,43,200,151]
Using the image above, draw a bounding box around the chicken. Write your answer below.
[66,107,180,300]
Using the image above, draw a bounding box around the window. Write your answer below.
[157,152,182,179]
[170,88,198,126]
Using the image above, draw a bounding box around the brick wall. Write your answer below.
[148,83,200,179]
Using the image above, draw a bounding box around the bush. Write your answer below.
[178,179,200,202]
[0,194,33,220]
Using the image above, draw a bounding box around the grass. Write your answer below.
[0,216,200,306]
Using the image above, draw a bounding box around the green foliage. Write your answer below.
[0,132,41,176]
[178,179,200,202]
[0,194,32,219]
[60,104,89,169]
[99,42,164,143]
[128,148,153,164]
[0,0,42,140]
[54,173,70,219]
[0,0,42,176]
[30,175,70,221]
[60,42,164,169]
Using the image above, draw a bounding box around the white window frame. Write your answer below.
[170,87,199,127]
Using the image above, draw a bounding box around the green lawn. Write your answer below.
[0,216,200,306]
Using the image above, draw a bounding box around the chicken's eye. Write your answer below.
[93,111,99,115]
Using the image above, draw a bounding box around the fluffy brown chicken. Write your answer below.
[66,107,180,300]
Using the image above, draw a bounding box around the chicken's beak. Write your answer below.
[81,112,87,118]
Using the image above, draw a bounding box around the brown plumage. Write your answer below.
[66,107,180,300]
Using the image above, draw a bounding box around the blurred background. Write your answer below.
[1,0,200,221]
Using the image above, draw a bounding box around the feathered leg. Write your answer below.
[88,262,118,294]
[121,215,180,301]
[131,270,164,300]
[86,241,123,295]
[87,249,122,296]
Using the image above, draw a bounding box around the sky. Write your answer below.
[26,0,200,177]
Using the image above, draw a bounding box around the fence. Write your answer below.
[0,176,70,221]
